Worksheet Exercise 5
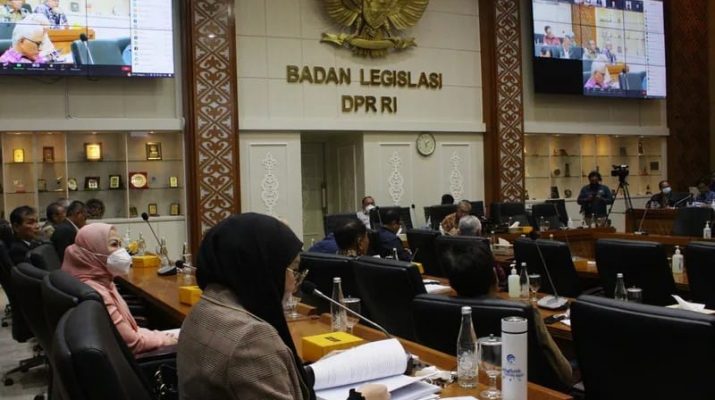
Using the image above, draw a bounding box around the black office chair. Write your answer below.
[351,256,426,340]
[434,235,491,277]
[469,201,485,218]
[685,242,715,309]
[369,207,413,230]
[595,239,676,306]
[52,301,156,400]
[571,295,715,400]
[71,39,125,65]
[366,229,380,256]
[412,294,570,392]
[545,199,569,226]
[41,270,103,339]
[530,203,563,229]
[299,252,357,314]
[513,238,582,297]
[405,229,440,276]
[323,213,361,236]
[425,204,457,230]
[672,207,713,237]
[28,243,62,271]
[490,202,530,226]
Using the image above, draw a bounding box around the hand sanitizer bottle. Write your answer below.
[672,245,684,274]
[567,217,575,229]
[704,222,712,239]
[508,263,520,298]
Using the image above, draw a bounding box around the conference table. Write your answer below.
[118,268,573,400]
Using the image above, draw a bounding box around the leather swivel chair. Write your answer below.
[405,229,440,276]
[530,203,563,229]
[412,294,569,392]
[545,199,569,226]
[425,204,457,230]
[351,256,426,340]
[323,213,361,236]
[434,235,490,277]
[369,207,413,230]
[595,239,676,306]
[28,243,62,271]
[672,207,713,237]
[11,263,52,352]
[571,295,715,400]
[41,270,103,339]
[299,252,358,314]
[469,201,486,218]
[685,241,715,309]
[490,202,530,227]
[513,238,582,297]
[52,301,156,400]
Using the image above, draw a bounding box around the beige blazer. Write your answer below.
[177,284,309,400]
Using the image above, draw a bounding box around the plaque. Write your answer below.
[169,202,180,216]
[85,176,100,190]
[37,179,47,192]
[129,172,148,189]
[148,203,159,216]
[145,142,162,161]
[85,143,102,161]
[109,174,121,189]
[42,146,55,162]
[129,206,138,218]
[67,178,78,191]
[12,148,24,163]
[169,176,179,188]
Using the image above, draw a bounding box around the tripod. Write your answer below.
[607,175,635,230]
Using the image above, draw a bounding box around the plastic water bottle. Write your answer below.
[704,222,712,239]
[567,217,575,229]
[392,247,399,260]
[672,245,684,274]
[508,263,520,298]
[457,306,478,388]
[519,262,529,299]
[502,316,528,400]
[614,273,627,301]
[331,277,347,332]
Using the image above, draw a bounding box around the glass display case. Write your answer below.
[525,134,667,201]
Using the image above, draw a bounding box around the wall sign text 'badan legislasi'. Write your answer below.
[286,65,443,114]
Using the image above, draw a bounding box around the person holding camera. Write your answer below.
[577,171,614,223]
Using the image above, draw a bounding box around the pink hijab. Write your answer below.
[62,223,138,330]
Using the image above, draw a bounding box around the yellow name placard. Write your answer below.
[301,332,364,362]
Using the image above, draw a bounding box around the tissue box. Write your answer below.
[178,285,202,305]
[301,332,364,362]
[132,255,161,269]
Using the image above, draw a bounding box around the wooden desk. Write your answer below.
[119,269,571,399]
[47,28,96,55]
[625,208,677,235]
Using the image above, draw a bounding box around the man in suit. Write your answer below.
[51,200,86,262]
[8,205,42,265]
[558,34,582,60]
[376,208,411,261]
[647,180,674,209]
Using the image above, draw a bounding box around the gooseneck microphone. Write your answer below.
[301,281,392,338]
[79,33,95,65]
[635,201,651,235]
[673,193,693,208]
[141,212,161,248]
[532,240,569,310]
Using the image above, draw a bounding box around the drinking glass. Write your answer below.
[528,273,542,302]
[539,220,551,232]
[285,268,309,320]
[626,287,643,303]
[343,297,361,334]
[478,335,502,400]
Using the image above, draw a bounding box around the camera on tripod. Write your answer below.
[611,164,629,180]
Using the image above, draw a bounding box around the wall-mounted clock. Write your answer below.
[416,133,436,156]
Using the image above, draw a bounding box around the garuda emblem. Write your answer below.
[321,0,429,58]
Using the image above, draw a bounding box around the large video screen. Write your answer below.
[0,0,174,77]
[531,0,666,99]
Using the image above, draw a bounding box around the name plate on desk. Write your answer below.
[179,285,202,305]
[132,255,161,269]
[302,332,364,362]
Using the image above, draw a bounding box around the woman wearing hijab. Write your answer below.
[62,223,177,354]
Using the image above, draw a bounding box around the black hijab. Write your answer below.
[196,213,309,391]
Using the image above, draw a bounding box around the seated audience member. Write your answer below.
[51,200,87,262]
[577,171,613,219]
[440,200,472,236]
[584,62,612,89]
[603,41,617,64]
[62,223,176,354]
[0,218,13,247]
[647,180,674,209]
[0,0,28,22]
[441,193,455,205]
[308,232,338,254]
[444,245,574,388]
[8,206,42,265]
[458,215,482,236]
[583,39,600,60]
[558,33,581,59]
[334,220,369,257]
[356,195,376,229]
[34,0,68,28]
[377,209,411,261]
[542,25,560,46]
[694,179,715,204]
[540,47,552,58]
[22,13,59,61]
[0,19,47,64]
[41,201,65,240]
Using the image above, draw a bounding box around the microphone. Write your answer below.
[301,281,392,338]
[634,201,650,235]
[79,33,95,65]
[141,212,161,247]
[673,193,693,208]
[531,239,568,310]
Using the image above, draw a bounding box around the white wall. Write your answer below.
[235,0,484,132]
[363,132,485,227]
[521,0,668,136]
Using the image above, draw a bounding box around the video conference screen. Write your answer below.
[531,0,666,99]
[0,0,174,77]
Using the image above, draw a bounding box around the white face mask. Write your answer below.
[662,187,672,194]
[106,248,132,276]
[365,204,376,213]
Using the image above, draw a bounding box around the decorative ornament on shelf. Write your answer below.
[129,172,148,189]
[84,143,102,161]
[86,199,105,219]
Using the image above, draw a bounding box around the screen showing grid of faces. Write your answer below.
[532,0,665,98]
[0,0,174,77]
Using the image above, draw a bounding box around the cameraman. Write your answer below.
[577,171,614,222]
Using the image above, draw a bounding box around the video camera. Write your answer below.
[611,164,629,181]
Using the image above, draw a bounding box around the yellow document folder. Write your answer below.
[301,332,364,362]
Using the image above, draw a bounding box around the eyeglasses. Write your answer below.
[288,267,309,286]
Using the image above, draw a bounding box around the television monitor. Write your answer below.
[530,0,665,99]
[0,0,174,77]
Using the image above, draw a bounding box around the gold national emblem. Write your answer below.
[321,0,429,58]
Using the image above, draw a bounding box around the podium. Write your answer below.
[625,208,677,235]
